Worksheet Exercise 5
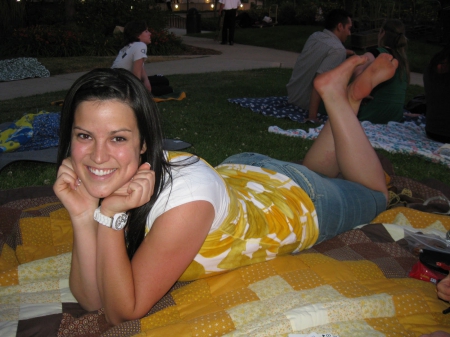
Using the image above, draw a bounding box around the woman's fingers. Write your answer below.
[127,169,155,205]
[55,158,79,192]
[102,163,155,214]
[437,275,450,302]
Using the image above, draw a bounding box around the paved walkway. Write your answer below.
[0,28,424,101]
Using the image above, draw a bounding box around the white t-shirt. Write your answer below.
[146,153,229,234]
[111,42,148,73]
[219,0,241,10]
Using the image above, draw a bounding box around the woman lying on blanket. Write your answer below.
[54,55,397,325]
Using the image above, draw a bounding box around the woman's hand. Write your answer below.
[53,158,98,218]
[437,274,450,302]
[100,162,155,216]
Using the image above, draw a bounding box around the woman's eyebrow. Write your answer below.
[72,126,132,134]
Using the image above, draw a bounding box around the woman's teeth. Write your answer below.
[89,168,116,176]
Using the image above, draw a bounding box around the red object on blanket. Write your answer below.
[409,261,447,284]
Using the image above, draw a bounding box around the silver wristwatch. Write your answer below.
[94,207,128,230]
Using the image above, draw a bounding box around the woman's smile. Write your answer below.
[88,167,117,177]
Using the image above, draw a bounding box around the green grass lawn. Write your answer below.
[0,25,447,191]
[1,67,447,191]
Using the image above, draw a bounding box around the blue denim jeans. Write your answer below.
[219,153,387,244]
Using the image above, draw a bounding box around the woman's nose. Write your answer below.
[91,142,109,163]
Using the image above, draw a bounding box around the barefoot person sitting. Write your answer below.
[54,54,396,325]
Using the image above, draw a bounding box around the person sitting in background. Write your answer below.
[112,21,173,97]
[424,42,450,143]
[112,21,152,92]
[351,19,410,124]
[286,8,354,123]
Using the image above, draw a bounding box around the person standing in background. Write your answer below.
[166,0,172,12]
[219,0,241,45]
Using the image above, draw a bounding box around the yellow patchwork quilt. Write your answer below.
[0,199,449,336]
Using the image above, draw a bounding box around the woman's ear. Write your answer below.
[140,141,147,154]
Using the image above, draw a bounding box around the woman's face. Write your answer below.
[138,29,151,44]
[70,99,146,199]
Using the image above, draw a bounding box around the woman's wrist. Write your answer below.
[70,207,98,226]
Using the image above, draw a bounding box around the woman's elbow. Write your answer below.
[69,286,102,312]
[104,309,146,326]
[75,296,102,312]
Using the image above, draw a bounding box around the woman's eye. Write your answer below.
[77,133,91,140]
[113,136,126,142]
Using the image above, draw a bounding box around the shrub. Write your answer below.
[278,2,299,25]
[0,25,182,58]
[75,0,168,35]
[83,32,123,57]
[0,25,85,58]
[0,0,179,58]
[293,1,320,25]
[146,28,183,55]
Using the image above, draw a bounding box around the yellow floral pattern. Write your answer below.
[170,152,318,282]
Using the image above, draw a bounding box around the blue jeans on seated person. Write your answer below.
[220,152,387,244]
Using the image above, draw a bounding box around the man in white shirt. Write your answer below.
[219,0,241,45]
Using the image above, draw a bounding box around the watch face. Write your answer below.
[113,213,128,230]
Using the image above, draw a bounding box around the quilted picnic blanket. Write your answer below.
[0,58,50,82]
[1,182,450,336]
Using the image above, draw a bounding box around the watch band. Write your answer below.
[94,207,128,230]
[94,207,112,227]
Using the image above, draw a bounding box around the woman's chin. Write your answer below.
[86,186,115,199]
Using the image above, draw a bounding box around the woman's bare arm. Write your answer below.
[53,159,102,309]
[132,58,152,92]
[96,200,214,325]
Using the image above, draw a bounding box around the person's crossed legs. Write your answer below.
[303,54,399,201]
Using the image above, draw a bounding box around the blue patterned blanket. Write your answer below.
[0,112,60,153]
[228,96,424,125]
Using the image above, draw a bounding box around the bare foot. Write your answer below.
[313,55,368,103]
[348,53,398,103]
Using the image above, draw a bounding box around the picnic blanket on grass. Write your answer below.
[228,96,426,125]
[0,58,50,82]
[269,121,450,169]
[1,173,450,336]
[0,112,60,153]
[228,97,449,168]
[0,112,191,170]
